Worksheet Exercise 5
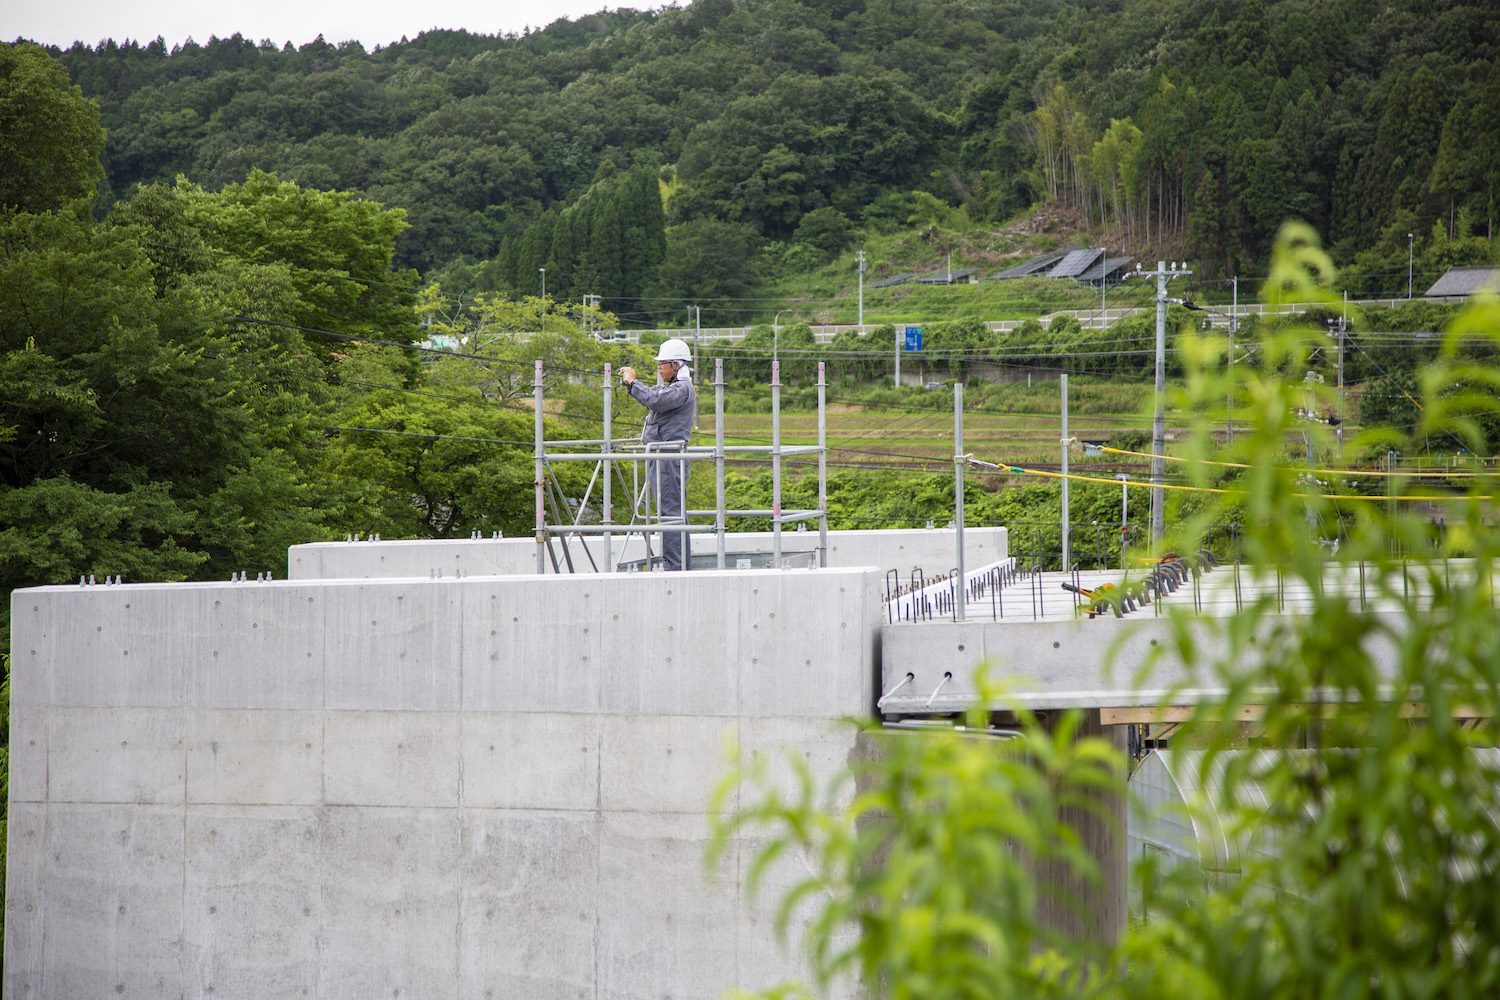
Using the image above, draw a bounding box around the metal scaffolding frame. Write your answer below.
[533,358,830,573]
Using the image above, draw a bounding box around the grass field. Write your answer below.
[699,405,1159,476]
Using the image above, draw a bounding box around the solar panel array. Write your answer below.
[1047,248,1104,278]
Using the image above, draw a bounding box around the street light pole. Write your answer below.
[773,308,789,368]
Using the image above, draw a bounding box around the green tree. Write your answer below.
[0,208,313,632]
[579,192,625,301]
[920,317,994,378]
[647,218,761,326]
[0,43,106,212]
[415,283,613,402]
[618,165,668,301]
[1472,59,1500,239]
[319,350,544,539]
[713,225,1500,1000]
[792,206,852,258]
[825,326,887,383]
[176,170,418,346]
[1429,101,1471,240]
[513,209,556,298]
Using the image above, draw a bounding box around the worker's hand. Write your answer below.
[620,366,636,385]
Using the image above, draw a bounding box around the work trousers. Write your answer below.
[650,447,690,572]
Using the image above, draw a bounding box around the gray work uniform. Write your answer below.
[626,370,698,571]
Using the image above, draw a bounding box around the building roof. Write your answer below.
[869,272,917,288]
[1425,266,1500,298]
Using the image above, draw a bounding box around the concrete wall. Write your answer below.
[7,568,883,1000]
[879,610,1410,715]
[287,527,1008,581]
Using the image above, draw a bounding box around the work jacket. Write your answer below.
[627,369,697,445]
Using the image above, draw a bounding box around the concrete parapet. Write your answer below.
[287,526,1008,580]
[7,569,881,1000]
[878,610,1410,715]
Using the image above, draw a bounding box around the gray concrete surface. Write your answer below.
[879,601,1410,715]
[7,569,882,1000]
[287,526,1008,580]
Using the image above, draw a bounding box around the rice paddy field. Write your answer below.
[702,407,1155,474]
[697,378,1164,482]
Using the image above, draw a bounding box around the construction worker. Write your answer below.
[621,338,698,571]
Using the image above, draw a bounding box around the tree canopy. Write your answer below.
[0,42,105,212]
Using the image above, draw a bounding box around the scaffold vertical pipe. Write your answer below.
[772,360,782,567]
[955,382,966,620]
[817,361,828,568]
[602,363,613,572]
[715,358,726,570]
[534,359,546,574]
[1061,372,1070,569]
[1151,262,1167,544]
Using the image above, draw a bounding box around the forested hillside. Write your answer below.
[40,0,1500,323]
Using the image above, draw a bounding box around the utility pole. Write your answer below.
[1304,370,1322,531]
[1228,276,1237,446]
[1327,298,1347,456]
[1339,291,1347,449]
[1095,246,1107,329]
[1303,371,1320,467]
[1133,260,1191,546]
[583,293,600,338]
[539,268,546,333]
[856,249,867,330]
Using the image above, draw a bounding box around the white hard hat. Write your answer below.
[655,338,692,363]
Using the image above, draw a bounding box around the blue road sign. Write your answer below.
[904,325,923,351]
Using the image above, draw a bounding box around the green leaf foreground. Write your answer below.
[710,227,1500,1000]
